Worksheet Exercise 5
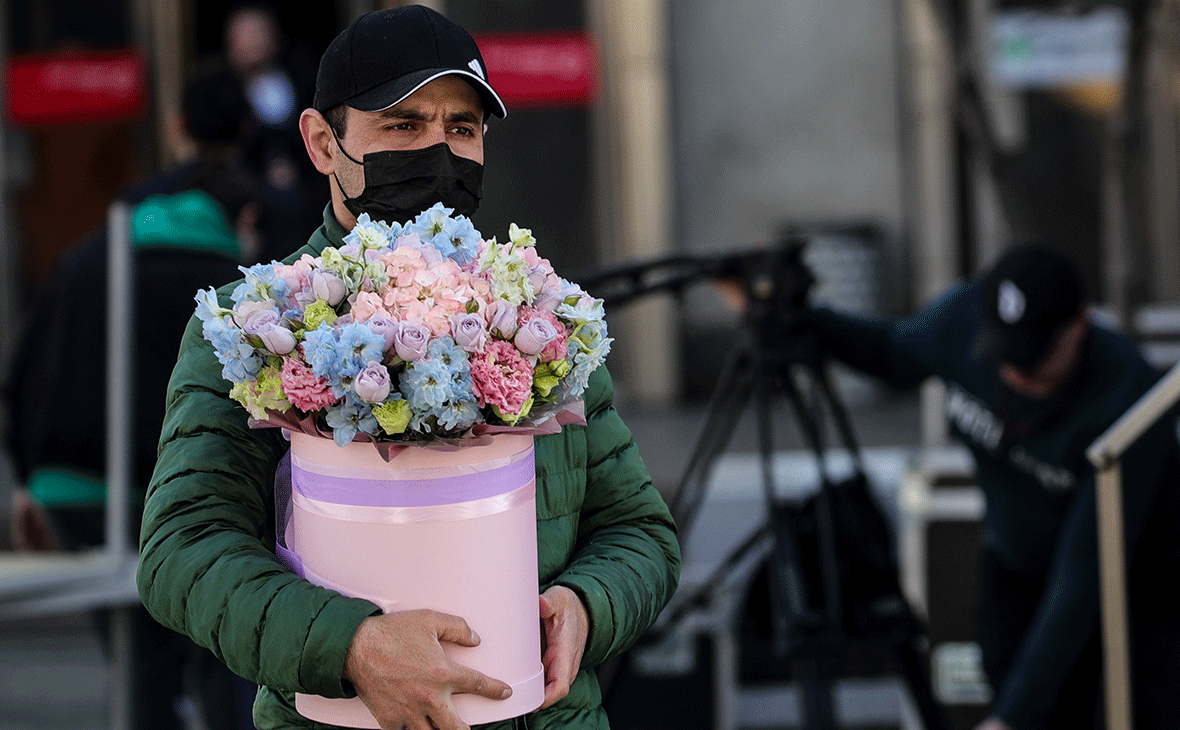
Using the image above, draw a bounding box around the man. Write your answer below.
[6,64,263,730]
[810,244,1180,730]
[135,6,681,730]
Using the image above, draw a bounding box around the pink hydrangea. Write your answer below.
[349,291,386,323]
[470,340,533,414]
[280,357,337,412]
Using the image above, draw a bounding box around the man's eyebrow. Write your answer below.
[377,108,429,121]
[376,108,481,124]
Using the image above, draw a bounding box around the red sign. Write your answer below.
[473,31,598,109]
[6,50,147,127]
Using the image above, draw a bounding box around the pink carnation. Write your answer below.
[280,357,337,412]
[470,340,533,414]
[518,307,568,362]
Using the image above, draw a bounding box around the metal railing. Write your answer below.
[1086,360,1180,730]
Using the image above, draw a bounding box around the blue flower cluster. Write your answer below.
[344,204,482,265]
[303,322,386,399]
[400,337,481,433]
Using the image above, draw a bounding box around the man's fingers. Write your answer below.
[451,663,512,701]
[429,611,481,648]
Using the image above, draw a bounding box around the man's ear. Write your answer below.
[300,108,337,176]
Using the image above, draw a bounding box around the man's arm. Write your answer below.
[810,282,976,389]
[137,314,378,696]
[548,366,682,670]
[988,422,1177,728]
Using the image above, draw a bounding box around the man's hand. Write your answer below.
[538,585,589,709]
[343,609,512,730]
[972,717,1013,730]
[10,489,57,552]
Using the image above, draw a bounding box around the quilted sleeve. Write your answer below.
[136,310,379,697]
[551,366,682,668]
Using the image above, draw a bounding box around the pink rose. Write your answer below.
[514,316,557,356]
[394,321,431,361]
[354,361,391,403]
[450,313,488,352]
[486,300,518,338]
[258,324,297,355]
[312,270,347,305]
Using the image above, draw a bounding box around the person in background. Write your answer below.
[222,0,324,262]
[5,64,266,730]
[808,243,1180,730]
[136,6,681,730]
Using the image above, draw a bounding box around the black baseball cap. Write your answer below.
[312,5,507,119]
[975,244,1087,370]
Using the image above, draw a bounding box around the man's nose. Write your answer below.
[424,124,448,148]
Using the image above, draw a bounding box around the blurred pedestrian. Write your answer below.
[4,63,267,730]
[807,243,1180,730]
[222,1,324,261]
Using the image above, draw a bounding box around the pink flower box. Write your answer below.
[281,431,545,727]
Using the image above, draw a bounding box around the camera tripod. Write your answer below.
[651,242,948,730]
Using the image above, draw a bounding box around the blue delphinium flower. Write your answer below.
[427,336,471,381]
[194,287,230,323]
[324,399,379,447]
[433,395,481,432]
[564,320,613,399]
[337,322,386,371]
[201,316,261,383]
[435,215,481,264]
[342,212,400,250]
[401,356,454,415]
[302,325,342,378]
[232,262,287,304]
[410,202,454,239]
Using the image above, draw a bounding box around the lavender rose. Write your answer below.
[354,361,392,403]
[258,323,297,355]
[311,270,347,305]
[486,300,519,339]
[366,314,399,352]
[394,321,431,362]
[238,305,280,335]
[450,313,488,352]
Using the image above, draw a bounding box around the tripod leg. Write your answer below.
[672,347,755,536]
[752,358,839,730]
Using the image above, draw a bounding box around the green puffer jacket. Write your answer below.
[137,209,682,730]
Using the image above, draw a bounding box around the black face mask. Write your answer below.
[333,139,484,224]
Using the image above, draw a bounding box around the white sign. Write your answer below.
[991,8,1129,87]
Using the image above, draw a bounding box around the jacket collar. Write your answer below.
[296,205,350,260]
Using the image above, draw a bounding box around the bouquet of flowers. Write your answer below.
[194,203,611,447]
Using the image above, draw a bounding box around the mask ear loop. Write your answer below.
[329,124,366,203]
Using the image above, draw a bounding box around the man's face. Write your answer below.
[301,74,486,229]
[998,312,1088,400]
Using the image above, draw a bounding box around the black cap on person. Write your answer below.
[312,4,507,119]
[975,244,1087,370]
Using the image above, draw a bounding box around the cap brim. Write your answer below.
[348,68,507,119]
[973,321,1050,370]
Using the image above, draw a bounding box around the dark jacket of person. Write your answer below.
[814,282,1180,729]
[6,182,246,500]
